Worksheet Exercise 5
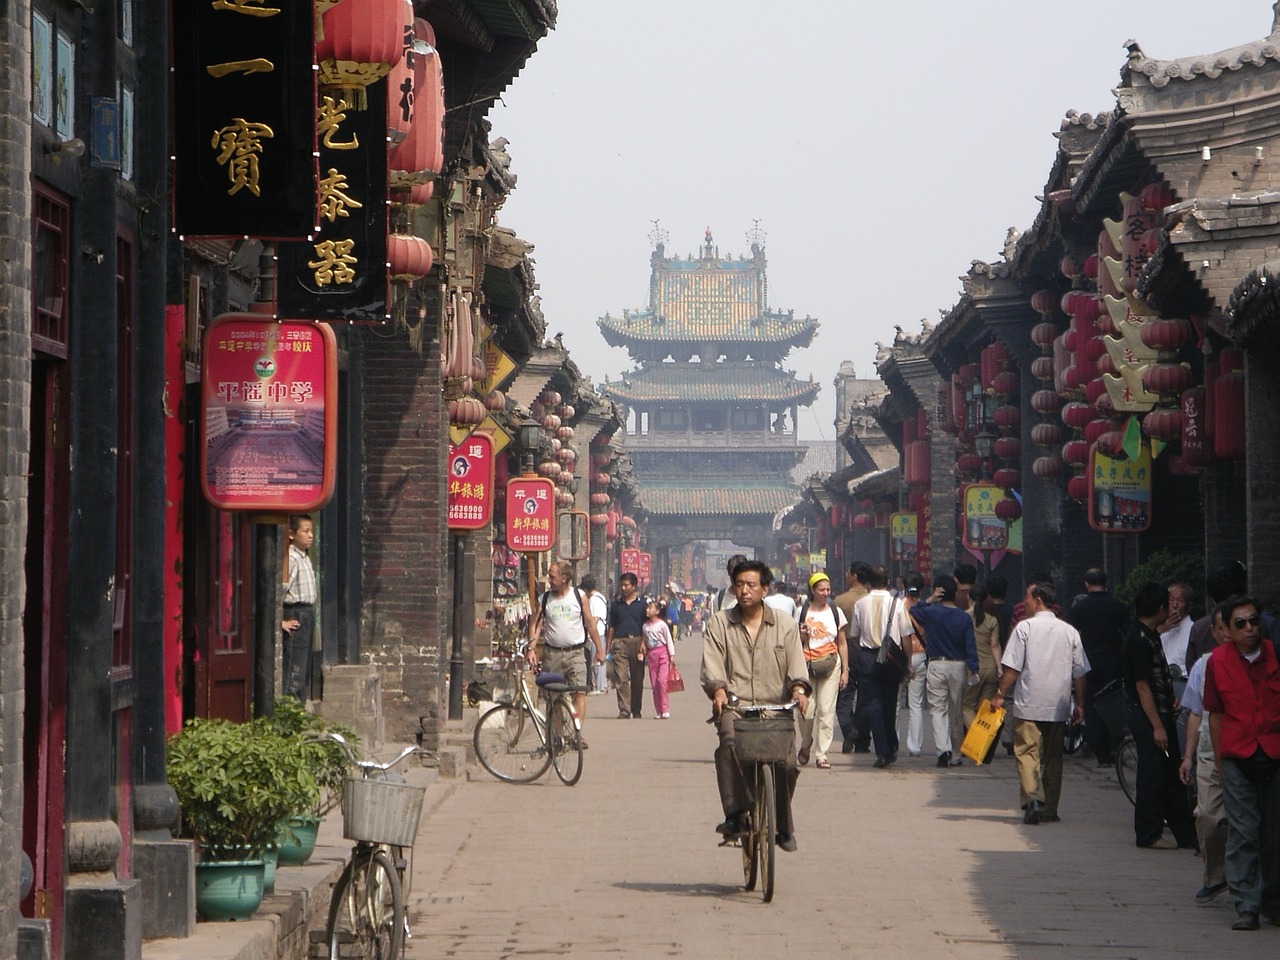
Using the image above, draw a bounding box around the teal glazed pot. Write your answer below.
[194,859,265,921]
[276,815,321,866]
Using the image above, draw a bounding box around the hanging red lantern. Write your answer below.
[1061,401,1094,430]
[1064,363,1093,391]
[1030,422,1063,447]
[1032,456,1064,479]
[384,1,415,144]
[994,497,1023,522]
[1066,475,1089,502]
[590,513,608,527]
[1142,363,1193,397]
[1142,408,1182,440]
[1083,254,1099,280]
[956,453,982,477]
[1060,254,1081,279]
[1097,430,1124,457]
[853,513,876,529]
[556,425,574,441]
[1061,291,1088,317]
[1030,290,1057,315]
[593,472,610,487]
[1214,368,1246,460]
[316,0,407,110]
[539,390,562,406]
[994,436,1021,459]
[1084,377,1108,406]
[992,370,1020,397]
[1031,322,1058,350]
[957,363,980,385]
[559,404,576,420]
[620,516,636,529]
[1075,296,1103,327]
[1083,418,1113,444]
[905,439,930,488]
[993,405,1021,430]
[1140,181,1175,212]
[387,233,433,279]
[389,19,444,194]
[1095,351,1119,377]
[1062,439,1090,466]
[589,492,610,508]
[992,467,1020,490]
[1031,356,1054,381]
[537,460,559,478]
[1139,317,1193,353]
[484,389,505,412]
[541,414,561,431]
[1031,389,1062,415]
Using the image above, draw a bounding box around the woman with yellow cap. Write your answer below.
[796,571,850,769]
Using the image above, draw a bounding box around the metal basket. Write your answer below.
[734,713,795,764]
[341,776,426,848]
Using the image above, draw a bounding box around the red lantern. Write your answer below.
[1032,456,1064,479]
[1066,475,1089,502]
[1084,377,1108,405]
[1140,181,1175,212]
[556,425,574,441]
[1030,422,1063,447]
[992,467,1020,490]
[905,439,930,488]
[1062,439,1090,466]
[853,513,875,529]
[1142,363,1193,397]
[316,0,407,110]
[1139,317,1193,353]
[1061,401,1094,430]
[384,1,415,144]
[1181,388,1210,467]
[593,472,610,487]
[992,370,1020,397]
[389,19,445,194]
[1031,322,1058,350]
[957,363,980,385]
[1064,363,1093,391]
[1060,254,1081,279]
[590,513,608,526]
[1030,290,1057,315]
[541,414,561,431]
[620,516,637,529]
[1075,296,1103,327]
[993,405,1021,430]
[993,436,1021,459]
[1097,430,1124,457]
[1142,408,1181,441]
[537,460,559,478]
[484,389,505,412]
[1214,369,1245,460]
[1095,351,1119,377]
[956,453,982,477]
[387,233,433,279]
[1083,418,1113,444]
[994,497,1022,522]
[1083,254,1099,280]
[589,492,610,508]
[1031,389,1062,415]
[1031,356,1054,381]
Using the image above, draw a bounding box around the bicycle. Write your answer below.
[718,700,796,904]
[1115,734,1137,805]
[313,733,424,960]
[473,642,586,786]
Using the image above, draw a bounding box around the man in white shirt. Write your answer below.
[764,581,797,618]
[529,561,604,743]
[848,565,913,769]
[992,582,1090,825]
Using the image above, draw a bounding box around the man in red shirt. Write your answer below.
[1203,595,1280,931]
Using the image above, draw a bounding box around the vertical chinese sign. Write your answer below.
[173,0,316,238]
[620,548,640,577]
[277,84,388,321]
[447,434,494,532]
[201,314,337,512]
[506,478,555,553]
[1088,446,1152,532]
[637,552,652,586]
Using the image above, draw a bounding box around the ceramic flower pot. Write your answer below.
[194,859,265,921]
[276,815,321,866]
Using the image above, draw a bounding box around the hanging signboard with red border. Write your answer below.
[638,552,652,584]
[201,314,337,512]
[960,483,1008,552]
[506,477,555,552]
[447,434,494,531]
[620,548,641,576]
[1088,446,1152,532]
[172,0,316,238]
[889,512,917,562]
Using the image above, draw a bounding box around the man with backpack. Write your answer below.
[528,560,604,744]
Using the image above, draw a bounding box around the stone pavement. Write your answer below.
[403,639,1268,960]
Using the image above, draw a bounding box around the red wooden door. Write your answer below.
[23,361,69,952]
[194,508,253,721]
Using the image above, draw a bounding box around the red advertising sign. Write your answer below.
[447,434,494,531]
[638,551,652,584]
[506,477,555,552]
[620,548,641,576]
[201,315,337,512]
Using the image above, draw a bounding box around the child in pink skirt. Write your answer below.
[643,599,676,719]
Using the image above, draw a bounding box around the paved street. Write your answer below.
[403,640,1261,959]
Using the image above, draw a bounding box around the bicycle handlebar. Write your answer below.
[305,732,419,773]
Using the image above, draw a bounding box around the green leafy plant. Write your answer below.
[166,717,320,861]
[1115,549,1204,612]
[266,698,359,803]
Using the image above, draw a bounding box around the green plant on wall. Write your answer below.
[167,716,321,861]
[1115,549,1205,613]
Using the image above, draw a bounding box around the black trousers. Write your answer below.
[1129,704,1195,847]
[282,603,315,701]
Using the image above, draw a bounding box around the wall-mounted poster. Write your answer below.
[890,512,917,562]
[54,31,74,141]
[1088,446,1152,532]
[32,13,51,126]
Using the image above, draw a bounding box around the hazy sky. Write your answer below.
[490,1,1273,440]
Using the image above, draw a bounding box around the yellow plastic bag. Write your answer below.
[960,698,1005,765]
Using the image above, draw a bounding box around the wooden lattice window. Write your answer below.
[33,185,70,357]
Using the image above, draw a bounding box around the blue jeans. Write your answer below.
[1222,752,1280,916]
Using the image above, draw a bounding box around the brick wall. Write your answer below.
[358,329,449,747]
[0,4,32,956]
[1246,345,1280,608]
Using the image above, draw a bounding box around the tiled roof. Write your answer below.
[598,309,818,346]
[638,483,798,517]
[604,364,820,404]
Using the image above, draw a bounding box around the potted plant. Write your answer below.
[167,716,320,920]
[267,699,358,865]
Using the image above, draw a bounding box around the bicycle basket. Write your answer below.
[341,776,426,848]
[733,713,795,764]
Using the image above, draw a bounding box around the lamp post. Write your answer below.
[974,427,996,481]
[518,417,541,475]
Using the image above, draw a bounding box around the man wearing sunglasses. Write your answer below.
[1203,595,1280,931]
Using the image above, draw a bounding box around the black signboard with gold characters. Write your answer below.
[173,0,316,238]
[276,80,388,322]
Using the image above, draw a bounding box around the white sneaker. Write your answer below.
[661,712,670,719]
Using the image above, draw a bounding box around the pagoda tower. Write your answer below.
[600,228,819,582]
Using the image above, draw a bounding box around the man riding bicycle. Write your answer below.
[701,560,810,851]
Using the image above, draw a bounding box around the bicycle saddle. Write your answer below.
[535,672,566,687]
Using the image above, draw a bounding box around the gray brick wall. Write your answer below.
[358,329,449,747]
[0,3,33,956]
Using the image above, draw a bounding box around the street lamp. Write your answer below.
[518,418,541,475]
[974,428,996,481]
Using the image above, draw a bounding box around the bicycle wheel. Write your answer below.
[741,807,758,891]
[550,698,584,786]
[327,847,403,960]
[473,702,551,783]
[757,763,776,903]
[1116,736,1138,806]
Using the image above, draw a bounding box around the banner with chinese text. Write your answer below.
[1088,446,1152,532]
[506,477,555,552]
[447,434,494,531]
[890,512,917,562]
